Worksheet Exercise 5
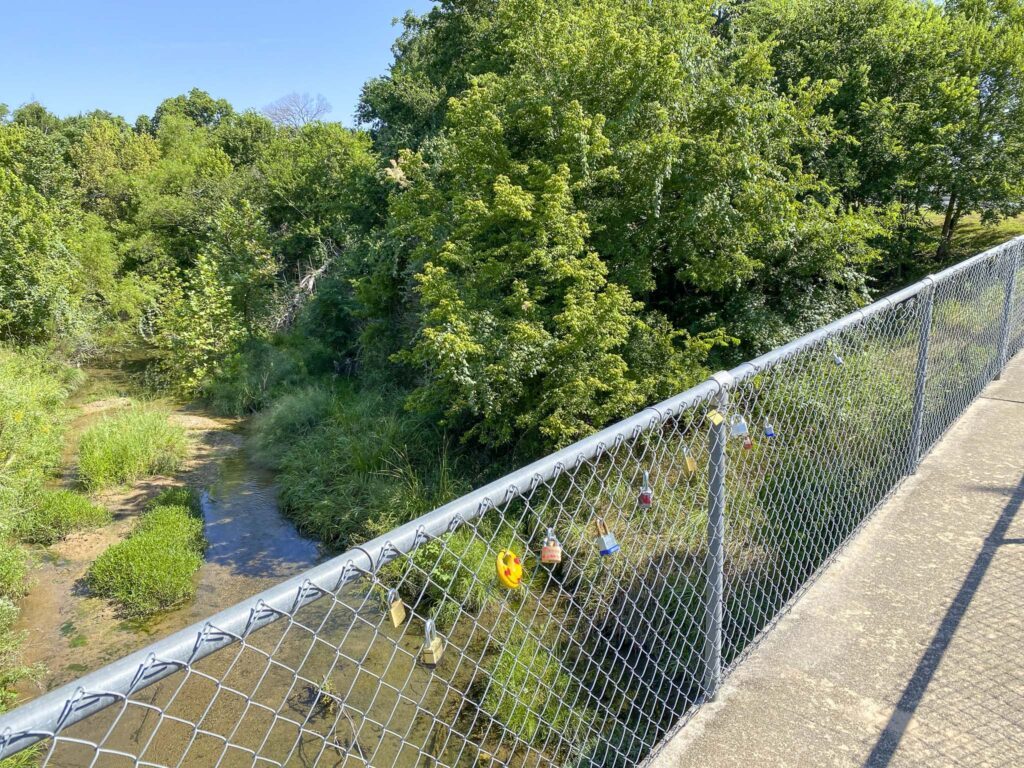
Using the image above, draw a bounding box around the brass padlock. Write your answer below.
[421,619,444,665]
[540,528,563,565]
[387,589,406,628]
[593,518,620,556]
[683,445,698,476]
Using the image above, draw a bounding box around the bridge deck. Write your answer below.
[652,354,1024,767]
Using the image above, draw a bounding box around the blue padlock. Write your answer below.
[593,518,620,556]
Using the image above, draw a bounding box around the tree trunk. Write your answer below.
[937,190,959,260]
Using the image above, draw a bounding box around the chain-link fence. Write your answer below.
[2,236,1023,768]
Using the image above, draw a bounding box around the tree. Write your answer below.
[930,0,1024,257]
[151,88,234,132]
[70,117,159,223]
[0,165,76,344]
[742,0,1024,262]
[262,92,332,129]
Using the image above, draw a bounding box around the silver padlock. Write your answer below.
[730,414,749,438]
[593,518,620,556]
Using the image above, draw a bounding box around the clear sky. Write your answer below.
[0,0,437,125]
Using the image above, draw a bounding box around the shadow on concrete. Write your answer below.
[864,476,1024,767]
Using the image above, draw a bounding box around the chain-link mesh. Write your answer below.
[1,237,1022,768]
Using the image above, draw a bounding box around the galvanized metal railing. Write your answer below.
[2,236,1023,767]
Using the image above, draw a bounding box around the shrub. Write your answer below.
[17,490,111,545]
[78,405,187,490]
[201,341,308,416]
[87,491,205,617]
[249,385,332,469]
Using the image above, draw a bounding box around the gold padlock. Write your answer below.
[387,589,406,628]
[421,619,444,665]
[707,409,725,427]
[683,445,698,476]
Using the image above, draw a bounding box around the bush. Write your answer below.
[78,405,187,490]
[201,340,309,416]
[17,490,111,545]
[249,385,332,469]
[87,491,204,617]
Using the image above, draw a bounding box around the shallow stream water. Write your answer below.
[15,435,324,700]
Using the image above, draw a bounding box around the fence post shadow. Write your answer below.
[864,475,1024,768]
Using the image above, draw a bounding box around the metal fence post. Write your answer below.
[703,372,731,699]
[908,279,935,474]
[996,245,1021,380]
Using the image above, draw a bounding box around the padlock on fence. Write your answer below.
[683,445,698,476]
[496,549,524,588]
[593,518,620,556]
[387,588,406,628]
[764,419,776,439]
[638,471,653,508]
[540,528,562,565]
[730,414,749,438]
[421,619,444,665]
[742,433,754,450]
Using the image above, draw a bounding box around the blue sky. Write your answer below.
[0,1,436,125]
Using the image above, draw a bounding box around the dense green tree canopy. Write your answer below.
[1,0,1022,454]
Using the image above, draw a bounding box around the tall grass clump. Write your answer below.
[16,490,111,545]
[276,385,471,550]
[0,348,74,536]
[249,385,332,469]
[87,487,204,617]
[78,405,187,490]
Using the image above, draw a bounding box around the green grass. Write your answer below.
[77,405,188,490]
[930,212,1024,262]
[249,385,332,469]
[87,488,205,617]
[0,348,74,538]
[17,490,111,546]
[0,347,77,711]
[481,629,593,745]
[275,385,470,550]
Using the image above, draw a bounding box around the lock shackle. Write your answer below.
[594,517,609,536]
[730,413,744,426]
[544,527,558,545]
[386,587,399,605]
[424,619,437,645]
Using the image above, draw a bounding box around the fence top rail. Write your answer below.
[1,234,1022,757]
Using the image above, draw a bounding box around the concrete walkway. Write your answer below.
[652,355,1024,768]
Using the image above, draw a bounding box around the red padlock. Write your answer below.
[639,471,653,508]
